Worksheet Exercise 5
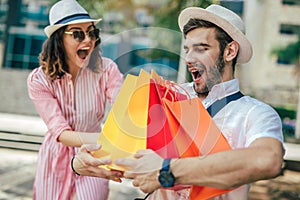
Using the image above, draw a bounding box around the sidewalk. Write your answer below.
[0,113,300,199]
[0,113,145,199]
[0,148,145,200]
[1,148,300,200]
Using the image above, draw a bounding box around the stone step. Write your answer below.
[0,132,43,151]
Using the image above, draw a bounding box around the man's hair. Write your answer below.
[183,18,237,69]
[39,24,101,81]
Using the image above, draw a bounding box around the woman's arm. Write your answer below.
[58,130,99,147]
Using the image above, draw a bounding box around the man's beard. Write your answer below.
[194,54,225,96]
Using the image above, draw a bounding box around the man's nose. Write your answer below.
[185,51,196,66]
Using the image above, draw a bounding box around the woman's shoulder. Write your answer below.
[101,57,117,67]
[27,66,46,82]
[101,57,123,76]
[27,66,56,90]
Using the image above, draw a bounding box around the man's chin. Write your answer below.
[193,84,207,94]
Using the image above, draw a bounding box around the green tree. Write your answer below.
[273,33,300,73]
[273,33,300,139]
[75,0,211,31]
[49,0,212,61]
[48,0,212,78]
[152,0,211,31]
[137,0,212,61]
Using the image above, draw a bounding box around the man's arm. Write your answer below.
[115,137,284,193]
[172,137,284,188]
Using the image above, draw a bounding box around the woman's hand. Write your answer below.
[73,144,123,182]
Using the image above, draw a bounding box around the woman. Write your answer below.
[27,0,123,199]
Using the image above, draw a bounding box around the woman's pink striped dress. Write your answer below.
[27,57,123,200]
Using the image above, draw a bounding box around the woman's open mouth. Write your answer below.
[77,47,90,60]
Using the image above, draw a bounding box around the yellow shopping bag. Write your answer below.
[93,70,151,170]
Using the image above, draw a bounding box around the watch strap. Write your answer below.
[161,158,172,172]
[158,158,175,187]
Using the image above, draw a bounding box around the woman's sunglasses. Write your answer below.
[64,28,100,42]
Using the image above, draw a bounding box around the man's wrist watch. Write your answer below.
[158,158,175,187]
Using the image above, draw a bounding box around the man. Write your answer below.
[113,4,285,200]
[73,4,284,200]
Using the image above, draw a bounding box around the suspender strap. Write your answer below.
[206,91,244,117]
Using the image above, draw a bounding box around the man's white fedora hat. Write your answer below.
[44,0,102,38]
[178,4,253,63]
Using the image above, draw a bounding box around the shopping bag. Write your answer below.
[92,71,151,170]
[93,69,190,170]
[162,97,233,199]
[93,69,234,199]
[146,72,188,158]
[162,98,200,157]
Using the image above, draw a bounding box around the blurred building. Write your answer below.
[1,0,48,69]
[0,0,299,115]
[239,0,300,107]
[0,0,48,115]
[0,0,180,115]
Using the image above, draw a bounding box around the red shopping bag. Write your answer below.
[146,70,189,158]
[146,78,187,158]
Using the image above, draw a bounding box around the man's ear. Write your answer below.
[224,41,239,62]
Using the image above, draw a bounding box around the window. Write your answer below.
[280,24,300,35]
[276,25,300,65]
[277,57,292,65]
[0,0,8,41]
[220,0,244,16]
[4,30,46,69]
[282,0,300,6]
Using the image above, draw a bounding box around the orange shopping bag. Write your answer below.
[162,97,233,199]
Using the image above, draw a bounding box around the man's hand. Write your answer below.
[115,149,163,193]
[73,144,123,182]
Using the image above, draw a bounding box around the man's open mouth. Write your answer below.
[191,69,204,81]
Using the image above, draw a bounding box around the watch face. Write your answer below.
[158,171,175,187]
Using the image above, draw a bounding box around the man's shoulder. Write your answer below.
[239,95,279,115]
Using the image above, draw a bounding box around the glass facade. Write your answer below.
[1,0,48,69]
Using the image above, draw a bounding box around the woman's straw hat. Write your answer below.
[44,0,102,38]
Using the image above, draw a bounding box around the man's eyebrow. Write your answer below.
[184,43,210,49]
[193,43,210,47]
